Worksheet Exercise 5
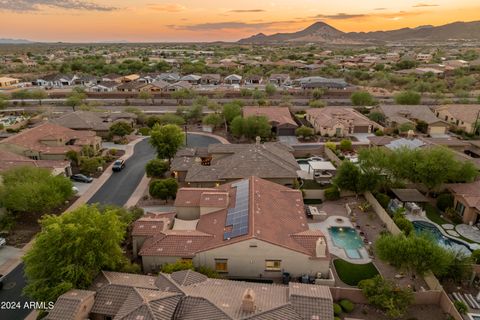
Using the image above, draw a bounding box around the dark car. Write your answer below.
[112,159,126,172]
[0,274,3,290]
[70,174,93,183]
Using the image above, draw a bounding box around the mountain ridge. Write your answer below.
[238,20,480,43]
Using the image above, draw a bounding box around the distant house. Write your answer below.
[306,107,381,137]
[117,81,153,92]
[0,122,101,161]
[121,74,140,83]
[0,149,71,176]
[269,73,291,86]
[73,75,97,87]
[89,81,118,92]
[243,107,298,136]
[224,74,242,85]
[150,80,169,92]
[50,111,136,138]
[171,142,300,187]
[378,105,449,136]
[47,269,334,320]
[134,176,331,280]
[0,76,20,87]
[448,180,480,225]
[33,74,78,87]
[433,105,480,134]
[181,74,202,85]
[244,75,263,85]
[200,74,221,85]
[156,72,180,83]
[101,73,123,83]
[296,76,348,89]
[167,80,193,92]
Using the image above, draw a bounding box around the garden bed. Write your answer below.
[333,259,380,286]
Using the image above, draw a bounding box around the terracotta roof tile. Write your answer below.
[243,107,298,127]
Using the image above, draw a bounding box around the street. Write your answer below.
[0,133,222,320]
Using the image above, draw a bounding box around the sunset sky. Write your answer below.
[1,0,479,42]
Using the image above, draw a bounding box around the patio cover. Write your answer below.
[391,188,428,203]
[308,161,336,171]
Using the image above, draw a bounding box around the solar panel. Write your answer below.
[224,180,250,240]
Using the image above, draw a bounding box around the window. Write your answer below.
[455,202,466,216]
[265,260,281,271]
[215,259,228,273]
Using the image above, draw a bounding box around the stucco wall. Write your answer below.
[176,206,200,220]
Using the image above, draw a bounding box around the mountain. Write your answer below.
[238,20,480,44]
[0,38,35,44]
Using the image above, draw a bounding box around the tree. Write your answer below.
[158,114,185,126]
[202,113,223,129]
[375,234,453,277]
[79,156,104,175]
[368,112,385,124]
[393,212,413,235]
[0,94,8,109]
[334,161,364,194]
[30,89,48,105]
[351,91,375,106]
[358,275,414,319]
[172,88,195,104]
[295,126,314,139]
[0,166,73,214]
[312,88,325,100]
[265,83,277,96]
[339,139,353,151]
[230,116,245,138]
[187,104,203,122]
[243,116,271,139]
[222,101,243,124]
[394,91,421,105]
[149,178,178,202]
[398,122,415,133]
[145,159,169,178]
[149,124,185,162]
[66,91,86,111]
[138,91,153,104]
[109,121,134,137]
[23,205,136,302]
[436,194,454,212]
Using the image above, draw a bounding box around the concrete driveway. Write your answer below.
[72,180,96,196]
[0,246,22,267]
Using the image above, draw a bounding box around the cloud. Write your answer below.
[228,9,265,13]
[168,19,300,31]
[413,3,439,7]
[374,8,387,11]
[0,0,117,12]
[313,13,366,20]
[148,3,186,12]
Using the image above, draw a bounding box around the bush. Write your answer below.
[325,186,340,200]
[108,148,117,156]
[454,300,468,314]
[309,100,326,108]
[79,156,104,175]
[149,178,178,201]
[145,159,169,178]
[374,129,384,136]
[394,91,421,105]
[109,121,134,137]
[138,127,151,136]
[436,194,454,212]
[295,126,315,139]
[393,214,414,235]
[161,260,194,273]
[471,250,480,264]
[351,91,375,106]
[333,303,342,316]
[340,299,355,313]
[339,139,353,151]
[375,193,390,209]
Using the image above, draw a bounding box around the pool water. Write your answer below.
[412,220,471,255]
[328,226,364,259]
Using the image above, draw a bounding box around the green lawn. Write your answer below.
[333,259,380,286]
[425,203,449,226]
[301,180,331,190]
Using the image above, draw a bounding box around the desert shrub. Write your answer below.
[333,303,342,316]
[340,299,355,313]
[325,186,340,200]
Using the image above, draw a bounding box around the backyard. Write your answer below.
[333,259,379,286]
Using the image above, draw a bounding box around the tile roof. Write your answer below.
[306,107,375,129]
[379,105,446,125]
[132,213,175,237]
[0,149,69,172]
[139,230,214,257]
[434,104,480,123]
[448,180,480,211]
[0,122,97,154]
[170,270,208,286]
[45,290,95,320]
[243,107,298,127]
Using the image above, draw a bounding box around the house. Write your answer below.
[135,176,331,281]
[244,75,263,85]
[167,81,193,92]
[433,105,480,134]
[224,74,242,85]
[73,75,97,87]
[50,111,136,138]
[243,107,298,136]
[100,73,123,83]
[416,53,433,62]
[117,81,153,92]
[150,80,169,92]
[0,76,20,87]
[47,269,334,320]
[33,74,78,87]
[200,74,221,85]
[378,105,449,136]
[306,107,381,137]
[157,72,180,83]
[88,81,118,92]
[447,180,480,225]
[181,74,202,85]
[296,77,348,89]
[121,74,140,83]
[269,74,291,86]
[138,74,156,84]
[0,122,101,161]
[0,149,71,176]
[171,142,300,187]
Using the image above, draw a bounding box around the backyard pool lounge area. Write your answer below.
[328,226,364,259]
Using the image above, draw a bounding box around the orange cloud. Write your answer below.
[148,3,186,12]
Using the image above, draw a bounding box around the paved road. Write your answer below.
[0,133,221,320]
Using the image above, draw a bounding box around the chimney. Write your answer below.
[407,129,415,140]
[315,237,326,257]
[255,136,261,145]
[241,288,256,312]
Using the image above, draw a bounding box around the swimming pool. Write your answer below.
[328,226,364,259]
[412,220,471,255]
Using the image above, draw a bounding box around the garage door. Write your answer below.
[428,125,447,135]
[278,127,296,136]
[353,126,370,133]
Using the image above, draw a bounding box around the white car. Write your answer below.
[0,237,6,247]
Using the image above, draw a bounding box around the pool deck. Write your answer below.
[309,215,371,264]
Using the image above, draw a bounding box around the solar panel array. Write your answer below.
[224,180,249,240]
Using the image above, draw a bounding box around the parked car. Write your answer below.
[112,159,126,172]
[70,174,93,183]
[0,237,6,247]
